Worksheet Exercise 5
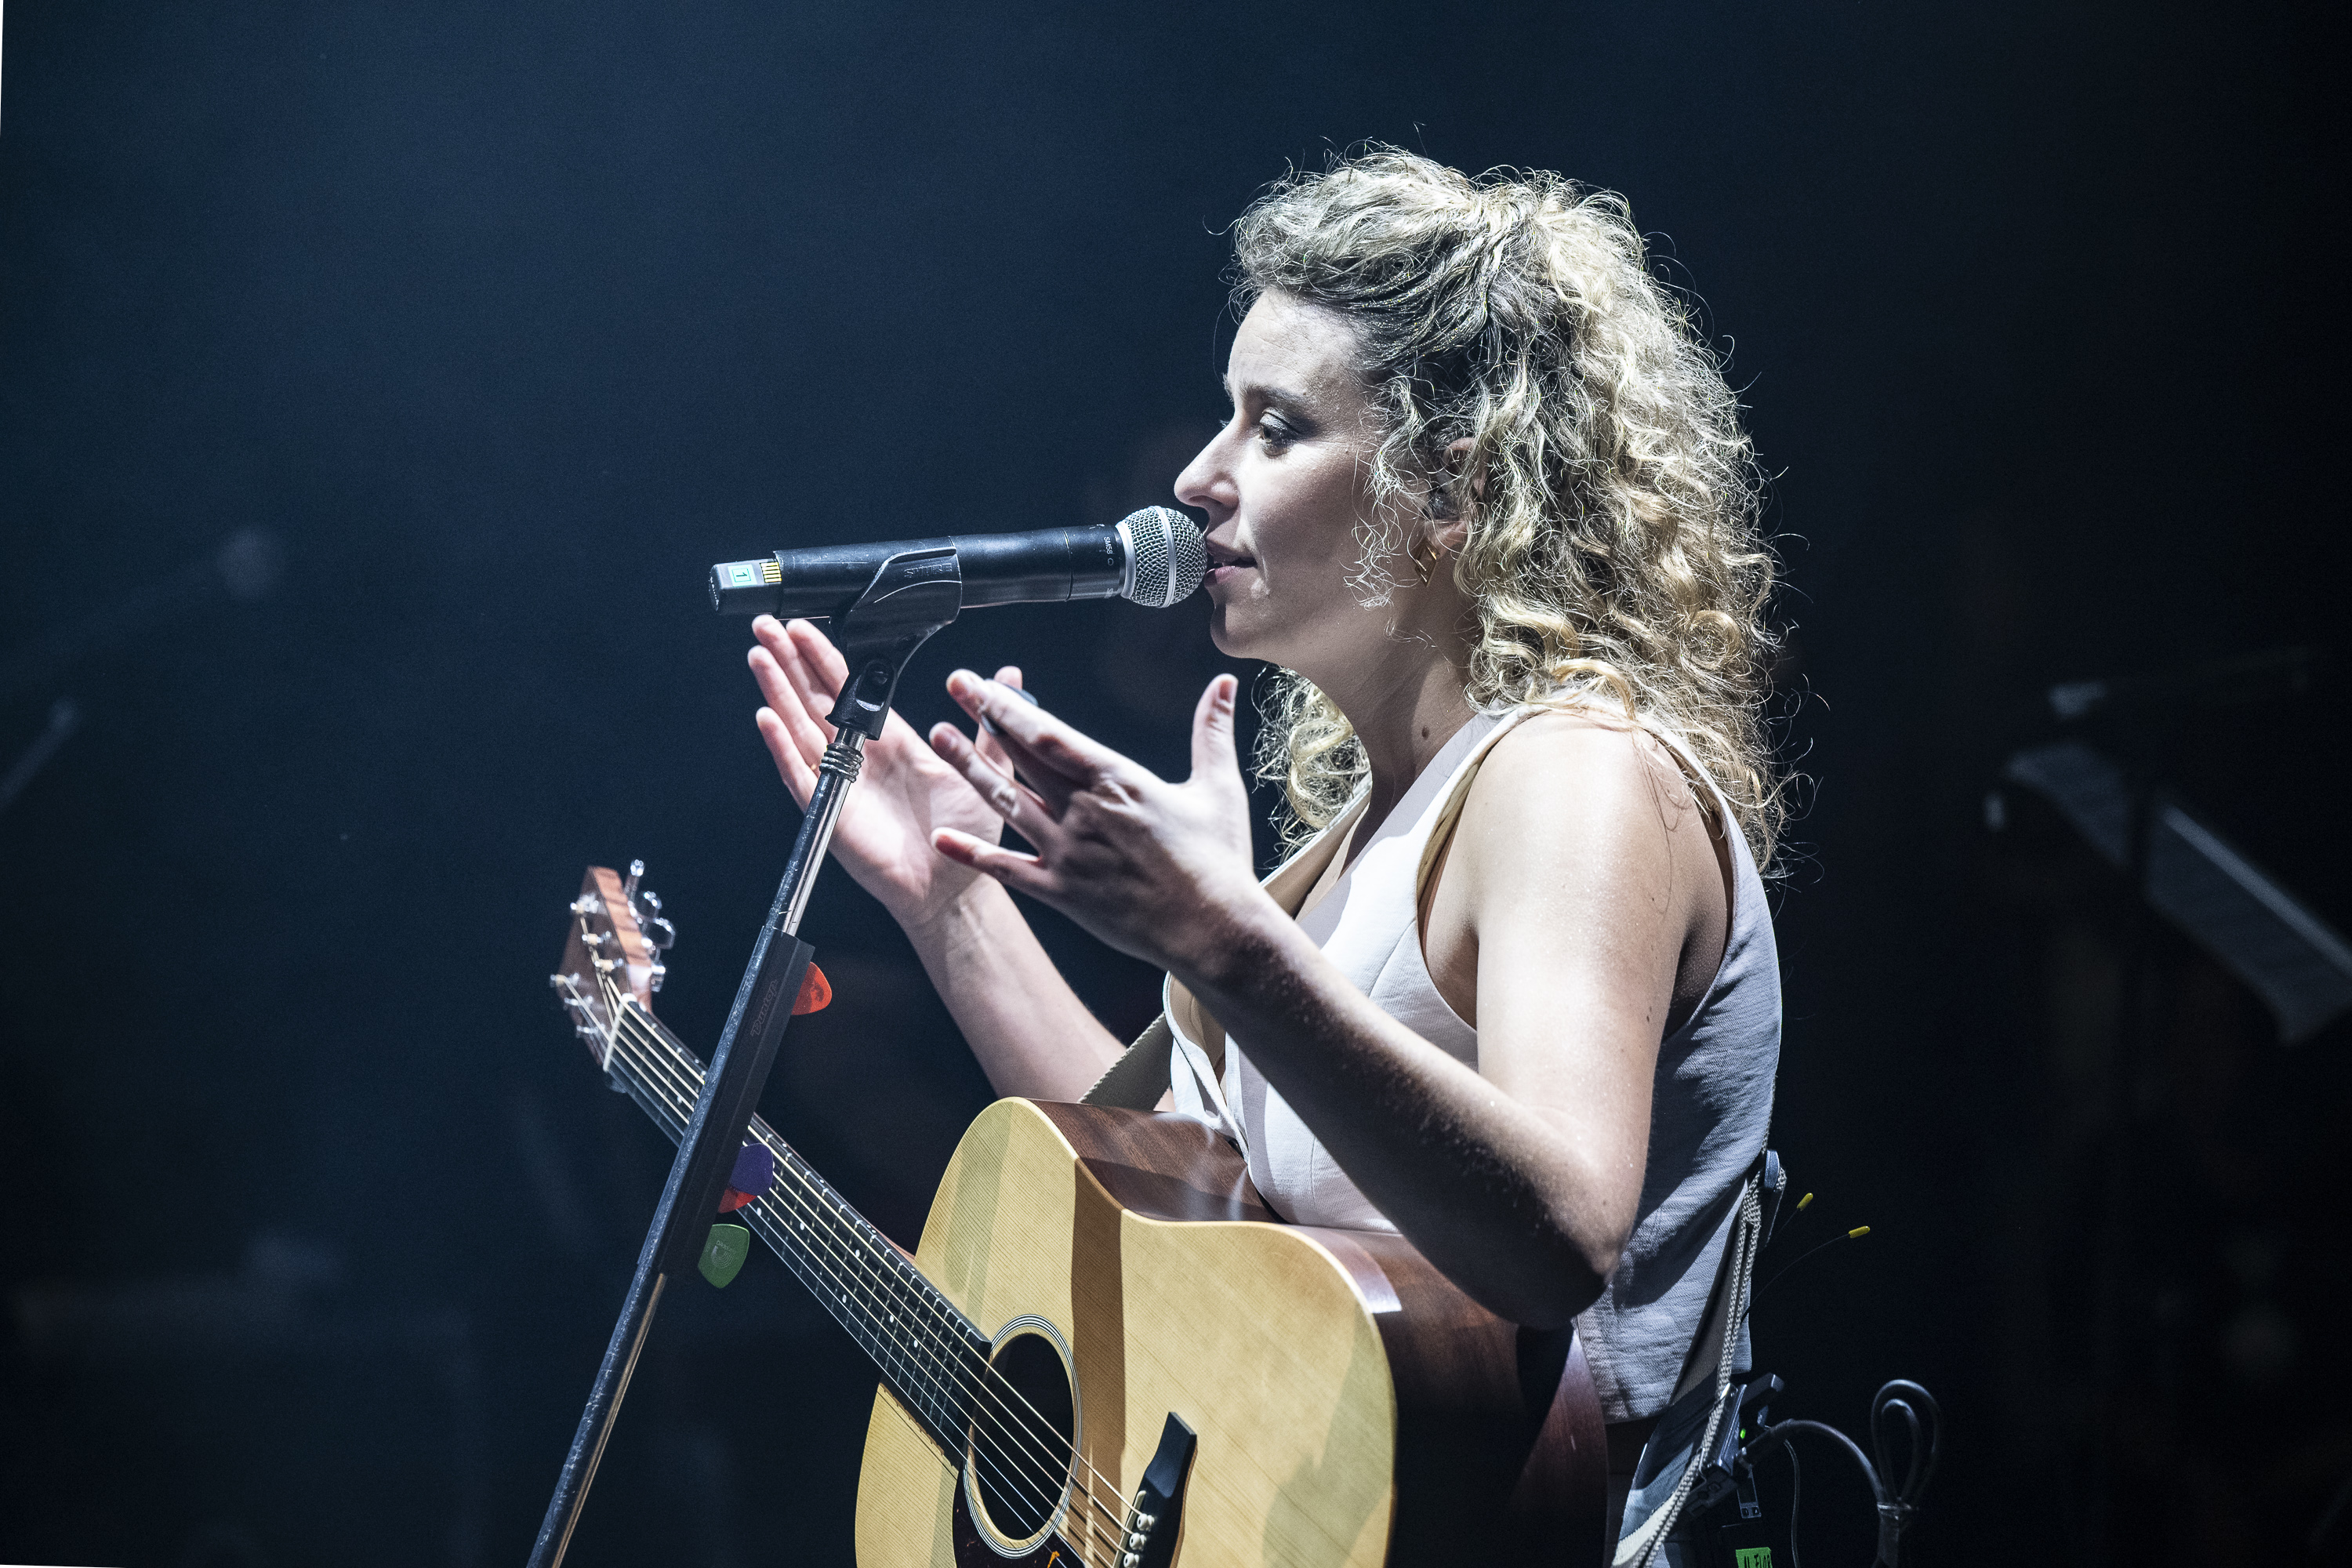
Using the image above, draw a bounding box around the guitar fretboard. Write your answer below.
[597,982,990,1454]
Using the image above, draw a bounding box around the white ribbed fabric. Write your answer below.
[1167,704,1781,1423]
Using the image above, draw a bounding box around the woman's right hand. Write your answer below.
[750,616,1024,930]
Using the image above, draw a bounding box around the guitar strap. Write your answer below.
[1079,1011,1181,1111]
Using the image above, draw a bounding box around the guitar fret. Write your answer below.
[557,890,1144,1538]
[601,1003,988,1453]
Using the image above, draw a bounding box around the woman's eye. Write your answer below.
[1255,417,1297,452]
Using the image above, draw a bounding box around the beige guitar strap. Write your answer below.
[1078,1011,1182,1111]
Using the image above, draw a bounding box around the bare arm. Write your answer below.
[749,617,1121,1099]
[928,677,1708,1328]
[1185,718,1690,1326]
[897,885,1125,1101]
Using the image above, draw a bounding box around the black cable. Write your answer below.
[1784,1441,1803,1568]
[1754,1232,1858,1300]
[1871,1381,1941,1504]
[1742,1418,1882,1507]
[1868,1381,1941,1565]
[1740,1223,1875,1340]
[1741,1381,1943,1566]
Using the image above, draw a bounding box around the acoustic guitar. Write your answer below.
[550,863,1607,1566]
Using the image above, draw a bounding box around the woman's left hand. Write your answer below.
[924,670,1269,978]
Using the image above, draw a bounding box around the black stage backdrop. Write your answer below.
[3,3,2347,1565]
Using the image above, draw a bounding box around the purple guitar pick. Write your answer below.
[728,1142,775,1197]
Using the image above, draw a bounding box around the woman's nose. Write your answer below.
[1174,433,1232,514]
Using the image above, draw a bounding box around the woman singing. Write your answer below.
[748,148,1783,1552]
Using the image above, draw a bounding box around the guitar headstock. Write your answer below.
[550,859,677,1068]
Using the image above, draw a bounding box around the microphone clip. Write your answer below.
[823,546,964,741]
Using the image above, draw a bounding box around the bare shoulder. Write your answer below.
[1422,706,1728,1029]
[1453,706,1711,868]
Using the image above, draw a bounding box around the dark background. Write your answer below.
[4,2,2348,1563]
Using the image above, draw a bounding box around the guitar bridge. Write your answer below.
[1116,1414,1196,1568]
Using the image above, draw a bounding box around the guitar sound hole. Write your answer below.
[968,1328,1076,1547]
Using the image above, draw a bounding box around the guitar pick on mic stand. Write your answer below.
[526,547,966,1568]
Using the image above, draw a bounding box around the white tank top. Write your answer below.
[1165,703,1782,1423]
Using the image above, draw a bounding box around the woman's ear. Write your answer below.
[1432,436,1482,545]
[1438,437,1486,507]
[1406,438,1479,581]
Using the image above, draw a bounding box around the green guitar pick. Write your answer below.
[698,1222,751,1288]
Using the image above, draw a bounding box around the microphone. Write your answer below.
[710,507,1207,620]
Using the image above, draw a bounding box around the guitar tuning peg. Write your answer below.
[638,892,677,953]
[622,862,677,953]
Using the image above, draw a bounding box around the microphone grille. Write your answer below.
[1118,506,1207,609]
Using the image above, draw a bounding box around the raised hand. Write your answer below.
[749,616,1024,929]
[924,669,1269,978]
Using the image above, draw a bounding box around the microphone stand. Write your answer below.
[526,547,964,1568]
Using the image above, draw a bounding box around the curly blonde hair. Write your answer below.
[1231,148,1784,869]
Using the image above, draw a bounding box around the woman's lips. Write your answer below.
[1203,544,1256,590]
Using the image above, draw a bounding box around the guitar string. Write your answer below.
[597,996,1131,1552]
[597,1014,1126,1559]
[596,1001,1123,1531]
[579,946,1137,1533]
[597,984,1134,1524]
[596,1016,1112,1558]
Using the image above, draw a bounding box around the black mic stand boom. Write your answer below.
[526,546,965,1568]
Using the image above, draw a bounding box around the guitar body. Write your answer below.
[854,1098,1608,1568]
[546,866,1605,1567]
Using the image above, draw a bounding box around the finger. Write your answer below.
[935,713,1073,817]
[749,643,834,760]
[932,827,1058,901]
[754,706,820,808]
[973,666,1022,775]
[768,630,847,746]
[753,614,830,703]
[942,670,1075,811]
[969,667,1025,780]
[752,616,835,716]
[946,669,1127,789]
[1190,673,1242,783]
[929,720,1065,830]
[786,618,853,695]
